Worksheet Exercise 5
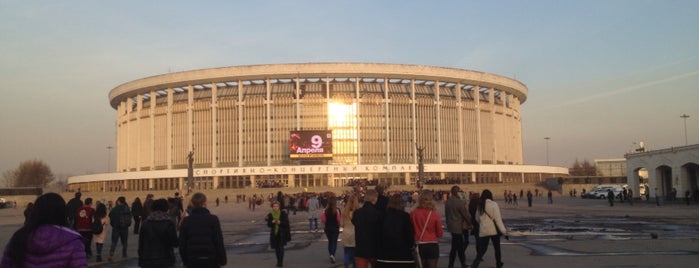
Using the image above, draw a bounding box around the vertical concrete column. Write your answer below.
[384,78,390,164]
[474,86,482,164]
[250,175,257,189]
[521,173,525,183]
[150,91,156,170]
[187,85,194,154]
[178,177,184,191]
[471,172,476,183]
[498,172,502,183]
[136,95,142,171]
[489,88,495,164]
[435,80,442,164]
[356,77,362,164]
[456,83,463,164]
[167,88,174,169]
[404,172,411,186]
[148,178,154,190]
[126,100,133,171]
[213,176,219,189]
[266,79,272,166]
[211,83,218,168]
[238,81,244,166]
[295,77,300,130]
[411,79,417,164]
[287,174,295,187]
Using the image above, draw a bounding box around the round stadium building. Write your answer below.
[68,63,567,192]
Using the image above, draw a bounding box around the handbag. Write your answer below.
[413,211,432,268]
[484,210,507,238]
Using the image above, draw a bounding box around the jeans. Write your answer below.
[344,247,356,268]
[78,231,93,256]
[109,226,129,257]
[309,218,318,231]
[325,228,340,256]
[95,243,103,258]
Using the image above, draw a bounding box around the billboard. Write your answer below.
[289,130,333,160]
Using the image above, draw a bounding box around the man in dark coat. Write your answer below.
[179,192,227,268]
[138,199,178,268]
[65,192,83,229]
[352,189,382,268]
[374,184,389,212]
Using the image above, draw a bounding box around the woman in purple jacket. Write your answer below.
[1,192,87,268]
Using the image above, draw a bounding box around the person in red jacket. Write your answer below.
[410,191,444,268]
[75,197,95,258]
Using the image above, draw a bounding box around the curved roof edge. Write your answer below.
[109,63,528,109]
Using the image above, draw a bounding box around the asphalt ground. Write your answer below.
[1,194,698,268]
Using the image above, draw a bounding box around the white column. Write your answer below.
[411,79,417,164]
[356,77,362,164]
[238,81,244,167]
[474,86,482,164]
[489,88,495,164]
[266,79,272,166]
[166,88,173,169]
[435,80,442,164]
[126,99,132,171]
[384,78,390,164]
[295,77,300,130]
[457,83,463,164]
[136,94,142,171]
[187,85,194,154]
[211,84,218,168]
[150,91,156,169]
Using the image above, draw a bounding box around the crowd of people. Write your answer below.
[3,184,512,268]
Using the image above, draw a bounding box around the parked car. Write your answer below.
[585,185,626,199]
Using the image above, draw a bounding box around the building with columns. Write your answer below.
[68,63,567,192]
[626,143,699,199]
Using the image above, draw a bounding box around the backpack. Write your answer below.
[120,207,133,227]
[92,218,104,234]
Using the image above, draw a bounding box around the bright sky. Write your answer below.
[1,1,698,177]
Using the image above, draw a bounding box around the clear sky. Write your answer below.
[1,1,698,177]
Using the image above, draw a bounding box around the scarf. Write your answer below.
[272,210,281,235]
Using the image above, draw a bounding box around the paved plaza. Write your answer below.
[1,192,698,268]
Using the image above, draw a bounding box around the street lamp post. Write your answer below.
[681,114,690,145]
[544,137,551,166]
[106,146,113,172]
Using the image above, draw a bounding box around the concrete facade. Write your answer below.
[68,63,568,192]
[626,144,699,199]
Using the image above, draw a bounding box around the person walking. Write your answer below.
[179,192,227,268]
[628,189,634,206]
[322,195,341,264]
[468,193,481,246]
[547,190,553,204]
[138,199,179,268]
[1,192,87,267]
[265,200,291,267]
[66,192,83,229]
[341,194,359,268]
[307,194,320,232]
[526,190,533,207]
[132,197,144,235]
[108,196,131,261]
[607,189,615,207]
[376,194,415,268]
[410,191,444,268]
[445,186,471,268]
[76,197,95,259]
[93,202,108,262]
[352,189,382,268]
[472,190,508,268]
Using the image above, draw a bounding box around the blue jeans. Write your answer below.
[344,246,356,268]
[109,226,129,257]
[325,228,339,256]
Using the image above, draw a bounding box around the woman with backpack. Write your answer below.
[138,199,178,268]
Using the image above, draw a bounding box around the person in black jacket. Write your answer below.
[132,197,144,235]
[138,199,178,268]
[376,194,415,267]
[352,189,382,268]
[179,193,226,268]
[266,200,291,267]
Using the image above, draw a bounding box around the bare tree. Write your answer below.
[12,160,55,187]
[1,170,14,187]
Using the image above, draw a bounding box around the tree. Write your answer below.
[569,159,598,176]
[10,160,55,187]
[1,170,14,187]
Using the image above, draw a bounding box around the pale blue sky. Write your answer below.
[1,1,698,176]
